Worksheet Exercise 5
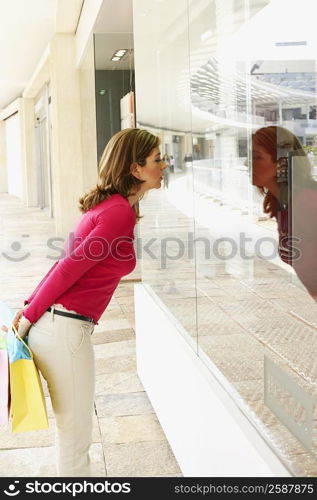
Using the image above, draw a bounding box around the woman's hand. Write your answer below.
[17,316,32,339]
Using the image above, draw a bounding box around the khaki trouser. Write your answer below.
[28,304,95,477]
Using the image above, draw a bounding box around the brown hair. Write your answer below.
[79,128,160,219]
[252,126,314,217]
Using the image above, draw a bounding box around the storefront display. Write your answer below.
[133,0,317,476]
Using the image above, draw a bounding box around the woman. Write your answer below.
[252,125,317,299]
[12,128,167,477]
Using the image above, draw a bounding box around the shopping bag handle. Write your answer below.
[11,324,33,360]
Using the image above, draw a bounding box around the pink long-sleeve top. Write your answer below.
[23,194,136,324]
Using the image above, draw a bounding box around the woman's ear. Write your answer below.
[130,162,141,179]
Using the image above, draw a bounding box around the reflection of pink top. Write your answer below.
[277,187,317,295]
[23,194,136,324]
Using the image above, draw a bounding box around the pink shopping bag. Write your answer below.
[0,336,10,427]
[0,301,14,427]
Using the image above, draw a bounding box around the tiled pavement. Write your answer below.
[0,194,182,477]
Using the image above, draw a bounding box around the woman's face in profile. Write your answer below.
[252,140,277,187]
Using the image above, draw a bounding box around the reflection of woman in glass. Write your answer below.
[252,125,317,300]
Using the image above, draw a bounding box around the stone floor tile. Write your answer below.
[96,373,144,394]
[114,283,135,298]
[89,443,107,477]
[91,329,135,345]
[98,309,127,322]
[0,420,54,449]
[95,392,154,418]
[95,373,144,396]
[95,355,136,376]
[116,296,135,306]
[116,297,135,313]
[0,443,105,477]
[99,414,165,444]
[0,446,56,477]
[94,340,135,359]
[0,414,102,450]
[94,318,131,332]
[103,440,181,477]
[102,298,121,312]
[123,314,135,327]
[92,415,103,443]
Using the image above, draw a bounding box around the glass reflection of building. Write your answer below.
[130,0,317,476]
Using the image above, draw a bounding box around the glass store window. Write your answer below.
[133,0,317,475]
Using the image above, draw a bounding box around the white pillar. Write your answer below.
[49,34,84,238]
[20,98,38,206]
[78,35,98,192]
[5,111,23,200]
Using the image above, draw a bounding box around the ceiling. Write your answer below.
[94,0,134,71]
[2,0,316,134]
[94,0,133,33]
[0,0,134,109]
[0,0,58,111]
[94,33,134,71]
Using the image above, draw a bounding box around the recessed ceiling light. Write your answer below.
[115,49,127,57]
[111,56,120,61]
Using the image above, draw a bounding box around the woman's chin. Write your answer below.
[252,177,260,186]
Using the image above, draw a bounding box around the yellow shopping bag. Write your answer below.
[8,326,48,433]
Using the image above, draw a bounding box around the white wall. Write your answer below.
[5,113,23,199]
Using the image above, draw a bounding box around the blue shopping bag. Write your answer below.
[0,301,30,363]
[6,326,30,363]
[0,301,48,432]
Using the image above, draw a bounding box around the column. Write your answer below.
[49,34,84,238]
[20,98,37,206]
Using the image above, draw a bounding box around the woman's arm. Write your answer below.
[24,261,59,306]
[23,204,135,324]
